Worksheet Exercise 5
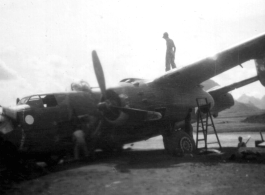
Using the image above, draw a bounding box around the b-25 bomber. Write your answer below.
[1,33,265,165]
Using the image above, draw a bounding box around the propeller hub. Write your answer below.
[97,102,108,111]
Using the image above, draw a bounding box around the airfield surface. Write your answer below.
[2,128,265,195]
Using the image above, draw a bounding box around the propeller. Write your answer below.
[92,50,106,99]
[91,50,162,124]
[92,50,127,125]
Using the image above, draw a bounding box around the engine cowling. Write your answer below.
[210,92,234,117]
[98,89,130,126]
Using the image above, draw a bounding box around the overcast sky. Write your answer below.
[0,0,265,106]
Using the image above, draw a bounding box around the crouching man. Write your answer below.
[73,124,89,160]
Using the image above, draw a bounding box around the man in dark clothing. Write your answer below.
[237,136,246,149]
[163,32,176,71]
[185,108,193,139]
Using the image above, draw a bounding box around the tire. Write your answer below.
[163,130,195,155]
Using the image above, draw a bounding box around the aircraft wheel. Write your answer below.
[163,131,195,155]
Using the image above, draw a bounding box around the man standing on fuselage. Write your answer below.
[163,32,176,71]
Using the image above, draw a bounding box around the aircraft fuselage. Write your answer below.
[0,79,214,160]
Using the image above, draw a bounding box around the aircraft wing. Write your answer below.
[153,33,265,87]
[207,76,258,97]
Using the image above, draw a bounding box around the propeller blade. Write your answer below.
[92,50,106,99]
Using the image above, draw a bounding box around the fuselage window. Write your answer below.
[41,95,58,108]
[55,94,67,106]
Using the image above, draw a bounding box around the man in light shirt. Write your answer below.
[73,124,89,160]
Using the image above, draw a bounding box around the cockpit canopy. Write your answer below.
[18,94,58,108]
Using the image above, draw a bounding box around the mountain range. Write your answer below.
[219,100,262,117]
[201,80,265,115]
[237,94,265,110]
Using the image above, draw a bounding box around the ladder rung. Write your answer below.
[197,129,205,132]
[198,126,207,129]
[197,139,205,141]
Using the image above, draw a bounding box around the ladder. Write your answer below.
[196,98,222,151]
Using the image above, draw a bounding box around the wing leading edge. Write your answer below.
[153,33,265,87]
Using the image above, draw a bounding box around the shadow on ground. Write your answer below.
[1,147,265,194]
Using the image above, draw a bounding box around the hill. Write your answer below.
[237,94,265,109]
[243,113,265,123]
[219,100,262,117]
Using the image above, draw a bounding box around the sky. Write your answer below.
[0,0,265,106]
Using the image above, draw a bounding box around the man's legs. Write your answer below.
[73,130,88,160]
[165,56,171,71]
[170,56,176,69]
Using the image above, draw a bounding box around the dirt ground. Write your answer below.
[2,115,265,195]
[1,146,265,195]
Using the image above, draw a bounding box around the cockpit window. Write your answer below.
[27,95,43,108]
[17,97,29,105]
[41,95,58,107]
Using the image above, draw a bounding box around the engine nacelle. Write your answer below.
[255,58,265,86]
[211,92,234,117]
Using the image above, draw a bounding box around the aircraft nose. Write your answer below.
[0,115,14,134]
[0,114,6,122]
[2,107,19,121]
